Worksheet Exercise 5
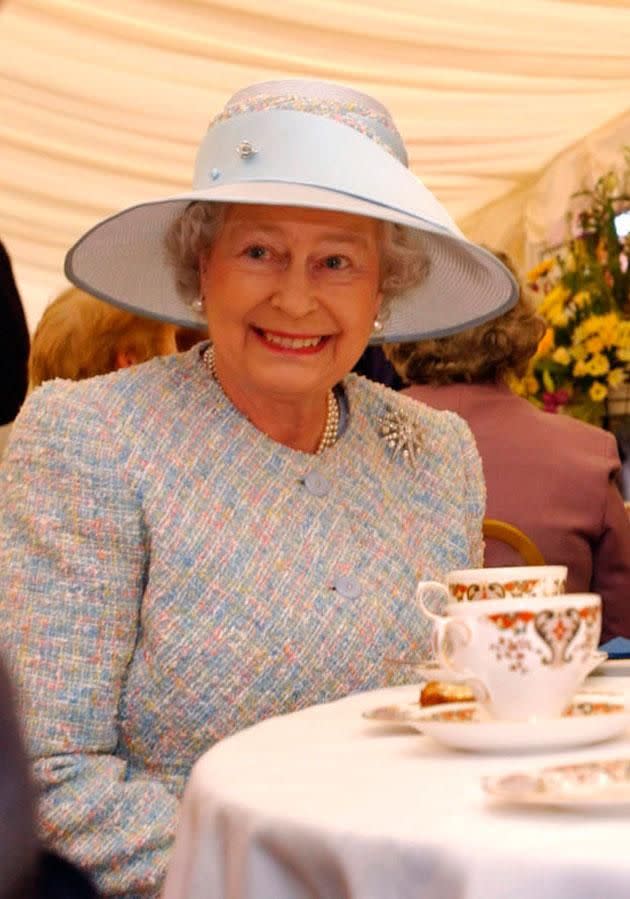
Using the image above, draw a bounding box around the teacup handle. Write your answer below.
[415,580,450,623]
[434,617,472,670]
[435,619,491,703]
[415,579,470,664]
[415,580,490,701]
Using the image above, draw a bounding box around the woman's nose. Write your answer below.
[269,263,318,318]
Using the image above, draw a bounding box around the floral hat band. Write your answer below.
[213,80,409,166]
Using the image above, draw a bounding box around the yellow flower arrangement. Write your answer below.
[586,354,610,377]
[589,382,608,403]
[609,368,626,388]
[552,347,571,366]
[527,258,555,281]
[516,151,630,426]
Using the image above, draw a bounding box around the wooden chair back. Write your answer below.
[482,518,545,566]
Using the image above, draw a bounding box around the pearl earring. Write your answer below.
[372,317,384,333]
[191,297,204,313]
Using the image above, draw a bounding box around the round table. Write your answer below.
[163,675,630,899]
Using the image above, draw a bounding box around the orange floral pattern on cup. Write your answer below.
[486,604,600,674]
[488,611,535,631]
[448,578,566,602]
[579,605,600,624]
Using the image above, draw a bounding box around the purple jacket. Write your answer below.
[405,382,630,642]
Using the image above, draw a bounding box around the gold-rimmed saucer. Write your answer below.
[407,692,628,753]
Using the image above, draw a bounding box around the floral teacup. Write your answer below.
[430,565,568,604]
[416,586,602,721]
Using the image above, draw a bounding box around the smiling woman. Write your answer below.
[0,79,516,898]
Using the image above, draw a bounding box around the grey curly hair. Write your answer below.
[385,250,546,385]
[164,202,430,320]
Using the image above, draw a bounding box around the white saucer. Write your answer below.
[408,692,629,753]
[483,757,630,808]
[594,658,630,677]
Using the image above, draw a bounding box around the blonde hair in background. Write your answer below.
[29,287,177,389]
[385,250,546,385]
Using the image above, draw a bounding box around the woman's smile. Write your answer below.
[251,326,332,355]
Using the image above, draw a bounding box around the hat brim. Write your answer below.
[65,180,517,342]
[66,108,517,341]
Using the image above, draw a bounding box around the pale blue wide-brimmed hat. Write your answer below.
[65,79,518,342]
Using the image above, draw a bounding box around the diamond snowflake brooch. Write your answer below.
[379,408,423,468]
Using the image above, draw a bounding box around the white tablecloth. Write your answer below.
[163,675,630,899]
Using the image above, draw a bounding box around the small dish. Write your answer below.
[362,701,421,725]
[483,758,630,808]
[407,692,629,753]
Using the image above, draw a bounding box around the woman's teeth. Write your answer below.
[262,331,324,349]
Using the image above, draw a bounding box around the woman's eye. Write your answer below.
[323,255,349,270]
[244,245,269,260]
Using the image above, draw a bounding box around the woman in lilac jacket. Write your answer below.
[387,255,630,643]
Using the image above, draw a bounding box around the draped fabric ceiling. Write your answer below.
[2,0,630,329]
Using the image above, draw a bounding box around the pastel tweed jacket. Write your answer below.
[0,347,484,897]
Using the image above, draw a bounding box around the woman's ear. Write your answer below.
[115,348,138,370]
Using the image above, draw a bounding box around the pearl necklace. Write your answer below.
[203,346,339,454]
[317,386,340,454]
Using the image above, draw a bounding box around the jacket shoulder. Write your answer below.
[525,400,619,458]
[350,372,469,419]
[25,350,197,416]
[346,374,478,451]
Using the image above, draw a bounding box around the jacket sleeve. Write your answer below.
[0,383,177,897]
[590,436,630,642]
[449,411,486,568]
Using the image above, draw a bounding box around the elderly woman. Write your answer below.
[387,252,630,642]
[0,80,515,897]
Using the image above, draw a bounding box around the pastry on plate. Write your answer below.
[419,680,475,706]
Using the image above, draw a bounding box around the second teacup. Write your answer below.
[439,565,567,603]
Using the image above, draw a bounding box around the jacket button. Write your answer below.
[332,575,361,599]
[303,472,331,498]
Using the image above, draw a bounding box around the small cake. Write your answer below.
[419,680,476,706]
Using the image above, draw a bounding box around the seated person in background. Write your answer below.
[28,287,178,389]
[0,239,30,456]
[386,252,630,643]
[353,344,404,389]
[174,325,207,352]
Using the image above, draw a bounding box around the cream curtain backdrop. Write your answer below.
[462,108,630,271]
[1,0,630,328]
